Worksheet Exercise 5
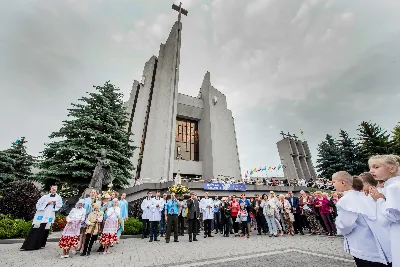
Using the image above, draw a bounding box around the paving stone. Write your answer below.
[0,233,354,267]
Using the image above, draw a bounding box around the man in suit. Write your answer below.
[287,191,304,235]
[187,191,200,242]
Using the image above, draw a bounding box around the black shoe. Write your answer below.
[154,239,160,242]
[300,232,304,235]
[214,232,218,234]
[97,247,104,252]
[80,252,87,256]
[174,240,179,242]
[193,238,198,241]
[208,235,214,237]
[204,235,207,238]
[149,239,153,242]
[166,240,170,243]
[189,239,192,242]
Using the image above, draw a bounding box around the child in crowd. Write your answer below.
[80,203,103,256]
[369,155,400,267]
[333,171,392,267]
[238,203,249,238]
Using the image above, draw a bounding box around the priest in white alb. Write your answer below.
[200,192,214,238]
[21,185,63,250]
[149,191,164,242]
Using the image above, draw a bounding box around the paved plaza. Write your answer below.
[0,233,354,267]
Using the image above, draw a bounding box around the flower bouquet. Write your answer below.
[168,184,190,195]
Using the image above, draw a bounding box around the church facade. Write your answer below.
[125,20,241,185]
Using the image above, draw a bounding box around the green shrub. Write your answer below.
[0,214,32,239]
[122,218,143,235]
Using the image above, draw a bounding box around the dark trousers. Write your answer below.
[320,213,336,234]
[256,215,265,234]
[300,215,309,230]
[166,214,178,241]
[233,221,240,234]
[241,221,248,235]
[178,215,185,235]
[214,212,221,232]
[222,216,230,235]
[142,219,150,238]
[82,233,98,255]
[293,213,303,233]
[160,215,166,235]
[188,218,197,240]
[149,221,159,240]
[354,257,392,267]
[204,219,212,236]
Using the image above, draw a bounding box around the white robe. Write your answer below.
[149,197,164,222]
[336,190,391,264]
[178,200,187,217]
[32,193,63,228]
[376,176,400,267]
[200,197,214,220]
[141,198,152,220]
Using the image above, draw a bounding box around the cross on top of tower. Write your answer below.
[280,131,286,139]
[172,2,188,22]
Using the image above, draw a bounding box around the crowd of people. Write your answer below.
[21,188,129,258]
[18,154,400,267]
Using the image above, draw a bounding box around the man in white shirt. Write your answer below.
[200,192,214,238]
[141,191,152,239]
[149,191,164,242]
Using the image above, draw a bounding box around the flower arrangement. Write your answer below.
[52,215,67,231]
[168,184,190,195]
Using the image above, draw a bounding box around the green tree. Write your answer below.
[0,137,35,190]
[391,124,400,155]
[337,129,367,175]
[0,150,15,190]
[316,134,344,179]
[357,121,390,157]
[35,81,135,191]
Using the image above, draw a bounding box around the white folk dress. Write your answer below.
[58,207,86,249]
[100,206,120,245]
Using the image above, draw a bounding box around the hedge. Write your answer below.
[0,214,32,239]
[122,218,143,235]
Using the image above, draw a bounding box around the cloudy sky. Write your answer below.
[1,0,400,178]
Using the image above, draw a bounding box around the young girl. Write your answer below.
[58,199,86,258]
[333,171,392,267]
[369,154,400,267]
[238,203,249,238]
[100,198,120,254]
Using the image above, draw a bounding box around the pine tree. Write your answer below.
[357,121,390,158]
[391,124,400,155]
[6,137,35,180]
[0,137,35,190]
[316,134,344,179]
[0,150,15,190]
[337,129,367,175]
[35,81,135,191]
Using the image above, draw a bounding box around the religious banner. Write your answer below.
[204,182,246,192]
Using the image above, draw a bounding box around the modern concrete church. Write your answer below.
[124,16,241,185]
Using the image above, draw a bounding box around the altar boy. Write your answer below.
[141,191,152,239]
[332,171,392,267]
[200,192,214,238]
[149,191,164,242]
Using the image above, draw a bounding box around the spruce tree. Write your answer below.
[35,81,135,191]
[6,137,35,180]
[0,150,15,190]
[0,137,35,190]
[390,124,400,155]
[337,129,367,175]
[357,121,390,157]
[316,134,344,179]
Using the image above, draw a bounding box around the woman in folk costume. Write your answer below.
[58,199,86,258]
[80,203,103,256]
[333,171,392,267]
[100,198,120,254]
[117,193,129,242]
[77,189,100,252]
[21,185,63,250]
[369,155,400,267]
